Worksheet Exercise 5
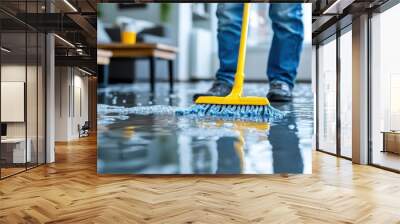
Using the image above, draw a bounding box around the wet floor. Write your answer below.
[97,82,314,174]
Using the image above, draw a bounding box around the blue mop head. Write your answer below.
[176,104,285,122]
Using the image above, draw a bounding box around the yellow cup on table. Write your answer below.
[121,31,137,44]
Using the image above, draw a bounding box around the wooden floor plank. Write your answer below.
[1,135,400,223]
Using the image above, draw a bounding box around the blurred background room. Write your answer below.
[97,3,312,84]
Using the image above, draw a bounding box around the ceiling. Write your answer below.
[311,0,394,44]
[0,0,96,73]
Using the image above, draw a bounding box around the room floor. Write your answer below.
[1,135,400,223]
[373,150,400,171]
[97,82,313,174]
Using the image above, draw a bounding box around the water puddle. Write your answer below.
[97,82,313,174]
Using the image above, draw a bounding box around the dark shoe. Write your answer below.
[267,81,293,102]
[193,82,232,101]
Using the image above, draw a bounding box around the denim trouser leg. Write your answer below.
[215,3,243,86]
[216,3,304,89]
[268,4,304,89]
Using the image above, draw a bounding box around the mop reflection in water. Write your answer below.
[97,83,312,174]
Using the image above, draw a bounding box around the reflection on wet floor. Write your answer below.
[97,82,313,174]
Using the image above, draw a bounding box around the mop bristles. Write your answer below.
[176,104,285,122]
[175,3,285,122]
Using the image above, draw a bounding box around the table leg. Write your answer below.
[132,59,136,83]
[149,57,155,93]
[382,133,386,152]
[168,60,174,93]
[100,64,110,87]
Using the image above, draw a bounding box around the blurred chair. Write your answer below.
[79,121,90,138]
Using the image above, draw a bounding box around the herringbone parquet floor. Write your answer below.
[1,135,400,224]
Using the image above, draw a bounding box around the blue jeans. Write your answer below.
[216,3,304,89]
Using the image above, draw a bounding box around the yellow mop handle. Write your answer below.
[229,3,250,97]
[196,3,268,106]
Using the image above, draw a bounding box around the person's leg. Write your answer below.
[193,3,243,101]
[267,4,304,89]
[215,3,244,86]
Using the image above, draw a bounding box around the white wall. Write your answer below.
[1,82,24,122]
[54,67,89,141]
[101,4,161,25]
[1,65,41,137]
[72,74,89,137]
[176,4,192,81]
[55,67,69,141]
[1,65,26,138]
[1,64,46,164]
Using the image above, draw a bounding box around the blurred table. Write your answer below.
[97,49,112,65]
[97,43,178,93]
[382,131,400,154]
[1,138,31,164]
